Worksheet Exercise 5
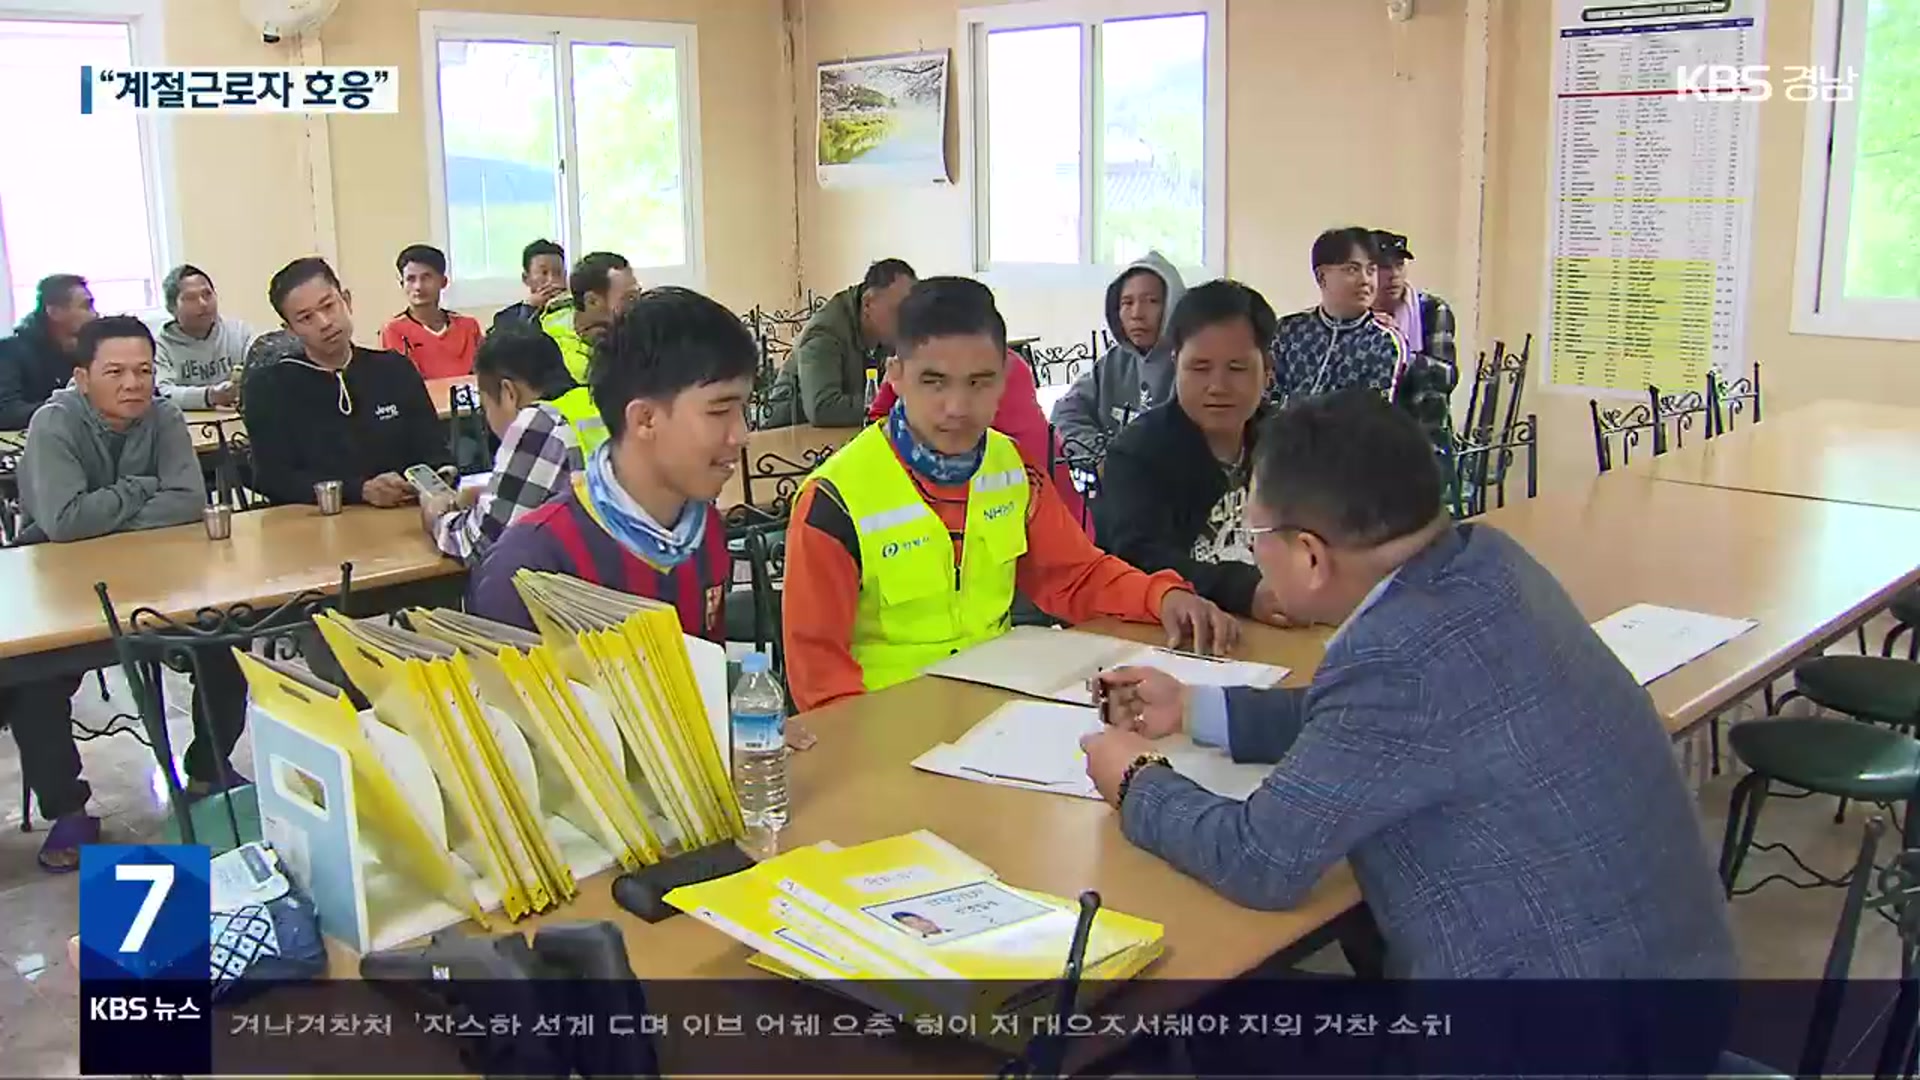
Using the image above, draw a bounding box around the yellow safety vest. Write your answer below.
[547,386,608,457]
[541,305,593,383]
[812,424,1030,693]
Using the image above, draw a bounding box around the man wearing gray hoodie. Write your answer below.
[153,264,254,412]
[1050,252,1186,455]
[4,316,248,872]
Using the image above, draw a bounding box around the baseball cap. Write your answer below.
[1371,230,1414,264]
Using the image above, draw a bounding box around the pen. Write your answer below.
[1155,645,1229,664]
[962,766,1075,788]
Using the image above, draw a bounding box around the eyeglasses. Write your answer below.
[1247,523,1321,544]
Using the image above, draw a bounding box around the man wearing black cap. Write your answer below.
[1369,229,1457,468]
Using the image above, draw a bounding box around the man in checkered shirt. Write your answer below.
[421,328,590,563]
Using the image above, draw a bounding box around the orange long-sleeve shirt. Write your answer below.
[781,443,1188,712]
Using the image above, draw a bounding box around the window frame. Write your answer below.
[417,10,705,312]
[0,0,176,327]
[956,0,1226,287]
[1791,0,1920,341]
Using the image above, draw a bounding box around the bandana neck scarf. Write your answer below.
[581,444,707,569]
[885,400,984,486]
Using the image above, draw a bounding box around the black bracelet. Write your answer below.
[1117,753,1172,806]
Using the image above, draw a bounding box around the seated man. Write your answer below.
[543,251,638,383]
[155,264,254,411]
[6,317,248,870]
[467,287,749,638]
[0,274,95,430]
[765,258,915,428]
[1370,228,1459,457]
[1271,226,1403,405]
[381,244,483,380]
[1083,388,1736,980]
[245,257,450,508]
[1098,280,1289,625]
[492,239,568,332]
[782,277,1238,713]
[866,344,1090,534]
[1051,252,1186,454]
[422,328,591,564]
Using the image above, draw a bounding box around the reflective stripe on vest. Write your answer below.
[812,424,1030,693]
[548,386,609,456]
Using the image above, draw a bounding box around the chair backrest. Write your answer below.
[1591,384,1707,474]
[1709,363,1763,437]
[1029,339,1098,389]
[0,445,20,545]
[1048,428,1104,531]
[1452,413,1538,518]
[446,381,492,474]
[1463,334,1531,448]
[738,445,832,520]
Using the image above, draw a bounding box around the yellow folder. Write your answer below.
[234,650,488,927]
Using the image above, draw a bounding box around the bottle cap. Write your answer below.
[741,651,771,675]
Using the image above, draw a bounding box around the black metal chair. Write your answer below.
[94,565,353,850]
[1028,338,1099,390]
[719,446,829,675]
[1450,414,1538,519]
[1047,429,1103,534]
[1461,335,1531,452]
[1589,384,1710,474]
[1708,362,1763,437]
[446,381,493,474]
[0,442,20,545]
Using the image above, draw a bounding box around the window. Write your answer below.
[419,12,702,308]
[0,1,172,326]
[961,0,1224,278]
[1794,0,1920,340]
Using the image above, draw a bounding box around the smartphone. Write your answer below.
[404,463,455,500]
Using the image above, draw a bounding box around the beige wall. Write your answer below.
[1481,0,1920,487]
[163,0,797,330]
[790,0,1470,345]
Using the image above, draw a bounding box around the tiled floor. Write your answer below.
[0,624,1913,1075]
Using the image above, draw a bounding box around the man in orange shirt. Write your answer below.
[381,243,482,380]
[782,277,1238,713]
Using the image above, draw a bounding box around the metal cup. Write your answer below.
[203,504,232,541]
[314,480,344,516]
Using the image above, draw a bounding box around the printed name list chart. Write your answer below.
[1543,0,1764,394]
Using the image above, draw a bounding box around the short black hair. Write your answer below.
[161,264,213,313]
[522,238,565,273]
[895,277,1007,358]
[76,315,155,368]
[1309,226,1377,273]
[1252,386,1441,548]
[862,258,916,292]
[570,251,632,310]
[1168,279,1278,357]
[590,287,759,437]
[269,257,343,319]
[34,273,88,315]
[474,326,575,401]
[396,244,448,276]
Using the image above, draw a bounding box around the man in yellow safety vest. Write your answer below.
[782,276,1240,712]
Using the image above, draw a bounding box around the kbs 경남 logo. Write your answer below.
[1676,63,1860,102]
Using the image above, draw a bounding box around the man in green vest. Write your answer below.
[421,326,592,563]
[782,276,1241,712]
[542,250,638,383]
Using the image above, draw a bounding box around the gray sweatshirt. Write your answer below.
[1050,252,1187,454]
[155,316,255,410]
[18,388,207,544]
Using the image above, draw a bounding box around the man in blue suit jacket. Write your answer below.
[1083,388,1736,983]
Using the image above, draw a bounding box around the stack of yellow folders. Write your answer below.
[510,570,742,857]
[663,830,1164,1037]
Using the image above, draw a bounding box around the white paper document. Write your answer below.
[924,625,1288,704]
[1590,603,1758,686]
[912,700,1270,802]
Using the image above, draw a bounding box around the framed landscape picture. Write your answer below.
[816,50,949,188]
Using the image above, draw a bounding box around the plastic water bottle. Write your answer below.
[730,652,789,831]
[863,367,879,411]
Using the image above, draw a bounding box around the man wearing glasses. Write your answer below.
[1269,226,1405,408]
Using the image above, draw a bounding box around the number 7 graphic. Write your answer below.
[115,863,175,954]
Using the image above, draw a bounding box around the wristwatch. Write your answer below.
[1116,752,1172,806]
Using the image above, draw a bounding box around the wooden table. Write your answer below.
[1473,473,1920,734]
[0,505,462,685]
[1645,400,1920,513]
[319,615,1363,1074]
